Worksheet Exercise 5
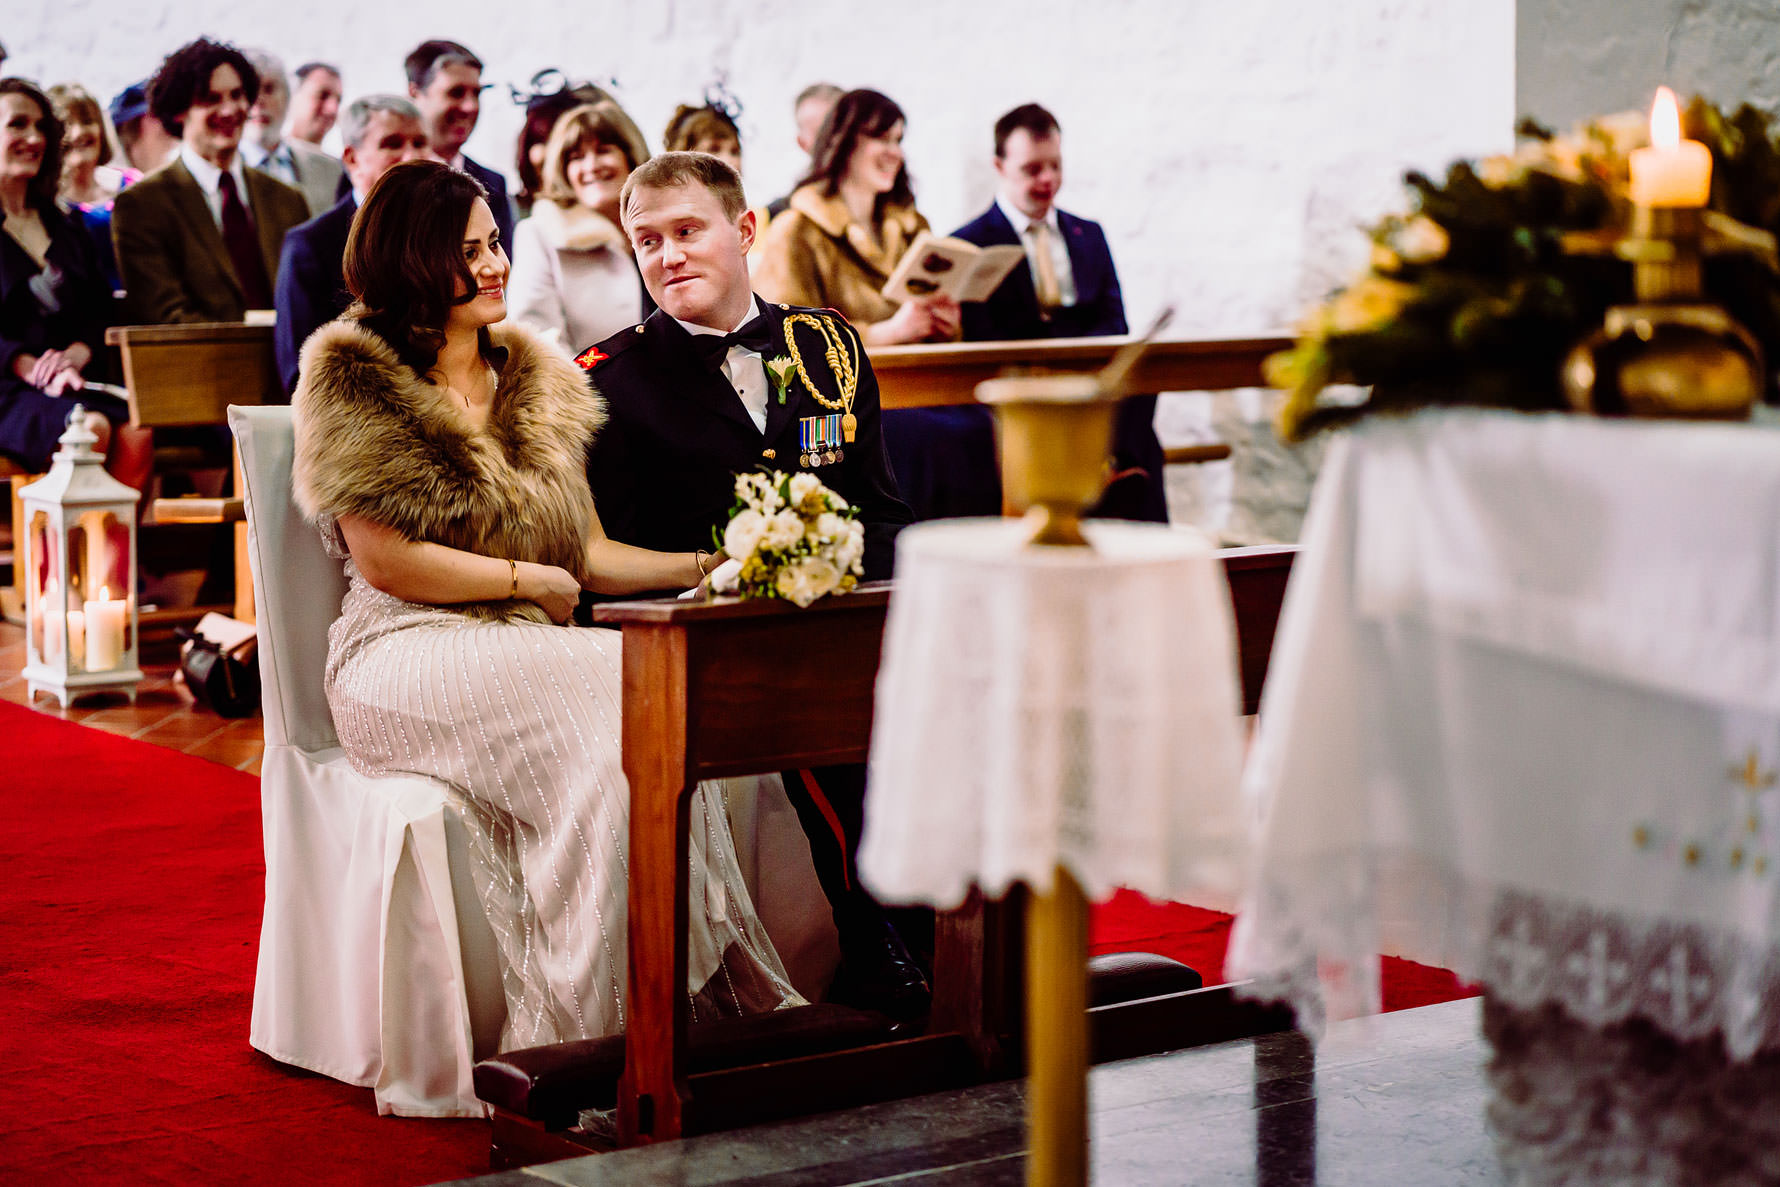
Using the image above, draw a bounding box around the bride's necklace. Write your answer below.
[436,362,496,413]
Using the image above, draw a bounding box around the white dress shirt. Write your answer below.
[676,297,769,433]
[996,194,1077,307]
[180,144,253,228]
[240,138,298,188]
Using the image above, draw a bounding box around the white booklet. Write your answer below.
[881,232,1026,303]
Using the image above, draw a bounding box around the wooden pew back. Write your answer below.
[105,323,281,427]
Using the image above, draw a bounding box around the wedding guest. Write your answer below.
[662,99,741,173]
[286,61,341,147]
[47,83,137,289]
[583,151,926,1018]
[292,157,800,1050]
[111,38,310,323]
[754,89,959,346]
[952,103,1166,521]
[508,101,651,351]
[108,81,177,175]
[241,50,343,216]
[510,71,620,217]
[274,94,428,392]
[755,89,977,519]
[765,82,841,221]
[0,78,129,469]
[404,40,513,254]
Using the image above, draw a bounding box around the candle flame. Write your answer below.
[1651,86,1682,150]
[101,585,110,601]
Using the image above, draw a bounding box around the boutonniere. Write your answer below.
[765,355,798,405]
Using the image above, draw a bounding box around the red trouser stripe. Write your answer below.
[798,768,853,892]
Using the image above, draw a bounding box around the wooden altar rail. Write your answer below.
[868,334,1293,410]
[584,543,1299,1150]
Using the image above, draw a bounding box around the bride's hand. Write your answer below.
[518,561,581,623]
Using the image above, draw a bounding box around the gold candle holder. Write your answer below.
[976,374,1118,548]
[1563,205,1763,419]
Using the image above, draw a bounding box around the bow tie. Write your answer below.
[692,315,778,371]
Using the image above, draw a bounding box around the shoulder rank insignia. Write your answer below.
[574,345,609,370]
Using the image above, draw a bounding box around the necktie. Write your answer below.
[1029,220,1062,310]
[217,171,272,310]
[692,315,778,371]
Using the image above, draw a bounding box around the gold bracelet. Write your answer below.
[507,558,518,599]
[695,550,710,579]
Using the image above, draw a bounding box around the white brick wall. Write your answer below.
[11,0,1514,537]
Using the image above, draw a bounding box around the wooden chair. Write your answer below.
[105,322,281,626]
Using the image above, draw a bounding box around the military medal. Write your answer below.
[782,313,860,443]
[798,413,847,467]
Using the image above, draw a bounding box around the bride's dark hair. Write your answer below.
[343,159,501,374]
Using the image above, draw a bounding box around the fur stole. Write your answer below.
[527,199,627,254]
[292,318,606,623]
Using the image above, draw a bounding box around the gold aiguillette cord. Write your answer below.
[782,313,860,442]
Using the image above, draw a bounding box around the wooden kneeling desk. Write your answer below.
[577,545,1297,1153]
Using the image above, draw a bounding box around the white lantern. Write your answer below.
[20,408,143,706]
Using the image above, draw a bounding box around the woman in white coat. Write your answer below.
[507,101,652,351]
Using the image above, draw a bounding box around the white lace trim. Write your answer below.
[1230,852,1780,1060]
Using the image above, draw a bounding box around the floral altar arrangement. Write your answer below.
[712,470,865,607]
[1268,94,1780,440]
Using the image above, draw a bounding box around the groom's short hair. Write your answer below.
[620,151,748,227]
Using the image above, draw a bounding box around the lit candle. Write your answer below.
[1629,86,1712,208]
[84,587,126,670]
[67,608,86,668]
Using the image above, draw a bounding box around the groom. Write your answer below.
[579,152,925,1017]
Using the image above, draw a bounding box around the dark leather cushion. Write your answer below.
[474,1001,895,1122]
[1087,951,1204,1007]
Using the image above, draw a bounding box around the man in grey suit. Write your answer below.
[241,49,344,217]
[112,38,311,324]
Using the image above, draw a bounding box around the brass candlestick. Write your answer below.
[1563,205,1765,419]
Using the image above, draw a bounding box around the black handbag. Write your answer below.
[177,628,260,718]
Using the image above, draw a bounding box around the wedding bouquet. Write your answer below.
[712,471,865,607]
[1267,97,1780,440]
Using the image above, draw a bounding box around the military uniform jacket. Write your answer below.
[583,298,913,585]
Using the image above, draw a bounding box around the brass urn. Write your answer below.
[976,374,1117,548]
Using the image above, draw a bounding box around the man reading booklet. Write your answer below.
[880,231,1025,304]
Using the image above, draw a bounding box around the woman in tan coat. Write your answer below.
[754,90,959,346]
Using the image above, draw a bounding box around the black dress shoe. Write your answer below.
[827,918,932,1022]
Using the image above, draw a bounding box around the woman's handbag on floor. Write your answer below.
[177,614,260,718]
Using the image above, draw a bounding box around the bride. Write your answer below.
[291,158,798,1049]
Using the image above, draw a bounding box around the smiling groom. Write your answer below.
[580,151,924,1016]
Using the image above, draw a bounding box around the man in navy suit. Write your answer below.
[404,40,515,256]
[274,96,428,392]
[952,103,1168,521]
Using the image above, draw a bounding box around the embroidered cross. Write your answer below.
[1648,943,1713,1030]
[1564,930,1630,1013]
[1489,915,1548,997]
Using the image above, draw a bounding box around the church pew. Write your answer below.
[106,322,279,627]
[867,334,1293,410]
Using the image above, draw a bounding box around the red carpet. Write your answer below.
[0,702,1472,1185]
[1089,889,1478,1013]
[0,703,486,1187]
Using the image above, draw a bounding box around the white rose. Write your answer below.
[814,511,848,543]
[761,509,804,552]
[788,472,822,507]
[775,556,841,608]
[723,509,767,559]
[835,524,865,573]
